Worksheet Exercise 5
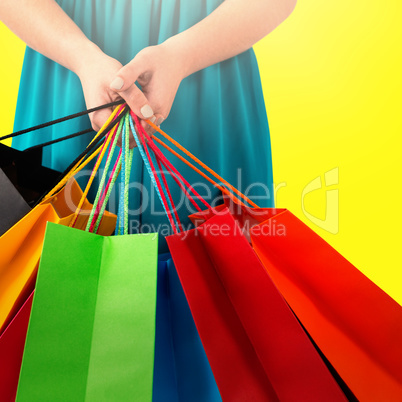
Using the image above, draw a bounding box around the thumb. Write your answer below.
[110,64,154,121]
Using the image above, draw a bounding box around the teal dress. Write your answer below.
[12,0,274,238]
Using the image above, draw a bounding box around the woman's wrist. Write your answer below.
[71,40,105,78]
[160,36,194,79]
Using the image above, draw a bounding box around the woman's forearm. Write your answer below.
[1,0,297,128]
[162,0,297,78]
[0,0,100,75]
[1,0,296,82]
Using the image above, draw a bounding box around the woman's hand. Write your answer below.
[76,48,124,132]
[110,43,186,135]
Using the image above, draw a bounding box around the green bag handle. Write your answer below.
[115,113,134,236]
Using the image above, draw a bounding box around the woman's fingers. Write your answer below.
[109,46,171,146]
[110,63,155,121]
[91,107,113,132]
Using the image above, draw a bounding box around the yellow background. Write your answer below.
[1,0,401,303]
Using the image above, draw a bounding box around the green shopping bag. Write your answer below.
[16,223,158,401]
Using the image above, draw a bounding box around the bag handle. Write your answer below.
[131,113,215,233]
[40,104,127,203]
[129,114,181,234]
[154,155,183,231]
[91,149,122,234]
[69,107,125,228]
[131,112,210,212]
[136,117,184,232]
[22,128,94,152]
[85,116,125,232]
[85,112,136,235]
[82,106,258,234]
[0,99,125,142]
[115,113,134,235]
[147,119,259,209]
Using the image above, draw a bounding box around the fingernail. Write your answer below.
[110,77,124,90]
[155,117,164,126]
[150,116,156,123]
[141,104,154,119]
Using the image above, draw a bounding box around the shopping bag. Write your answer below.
[0,203,56,334]
[0,168,30,236]
[167,210,346,401]
[191,197,402,401]
[153,254,221,402]
[248,207,402,401]
[126,115,346,401]
[0,292,33,402]
[0,143,60,207]
[0,178,117,334]
[0,141,62,236]
[16,223,158,402]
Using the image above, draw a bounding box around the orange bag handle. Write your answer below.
[147,120,259,209]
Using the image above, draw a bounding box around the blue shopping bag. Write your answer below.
[153,253,221,402]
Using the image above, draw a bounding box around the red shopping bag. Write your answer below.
[191,197,402,402]
[167,210,346,401]
[0,292,33,402]
[249,209,402,402]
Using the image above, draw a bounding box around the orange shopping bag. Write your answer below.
[0,105,126,334]
[0,178,117,334]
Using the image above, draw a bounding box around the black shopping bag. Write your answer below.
[0,144,60,235]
